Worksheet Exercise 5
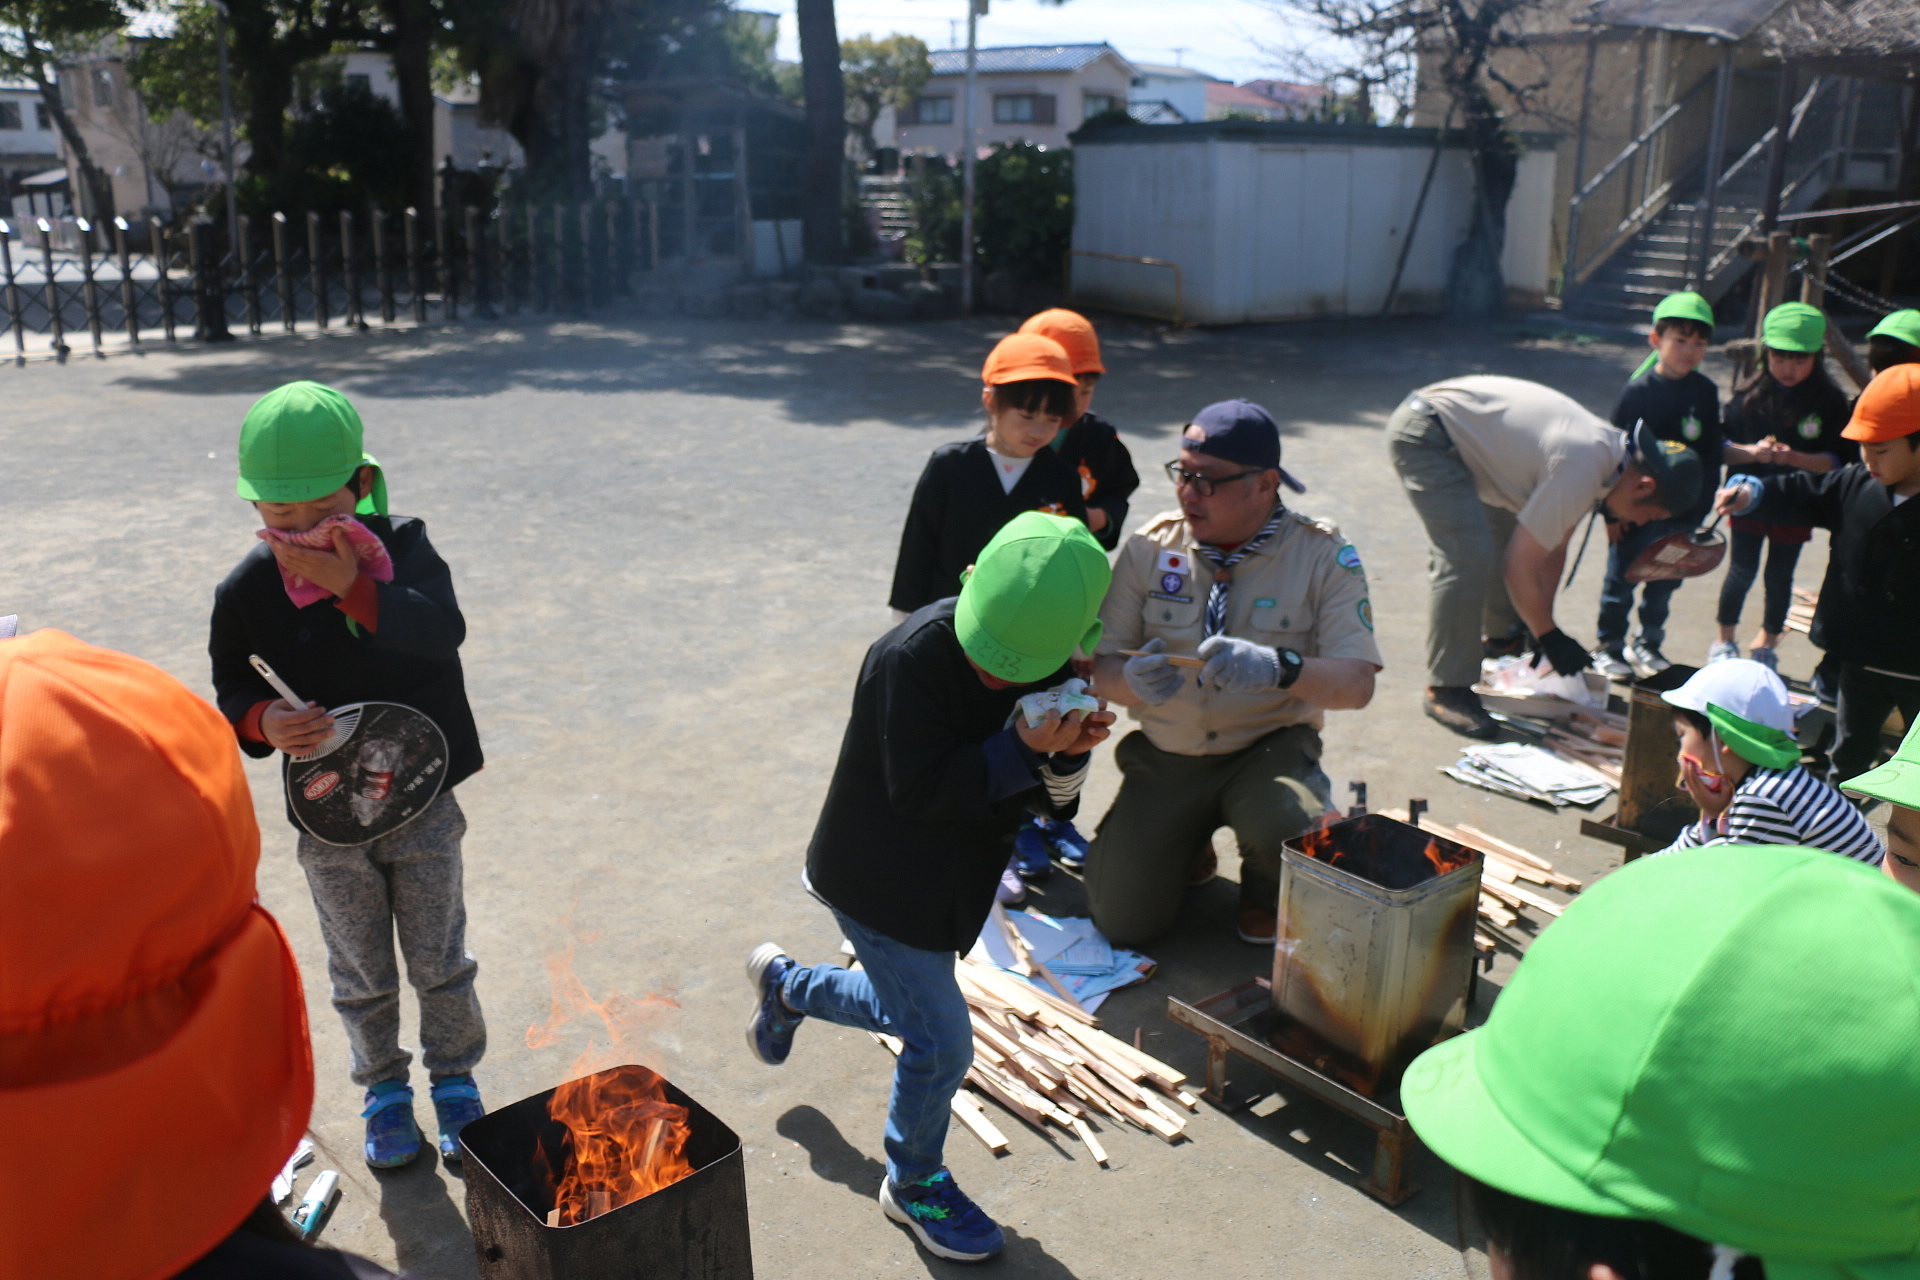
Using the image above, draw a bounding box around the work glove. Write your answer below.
[1198,634,1280,692]
[1531,628,1592,678]
[1123,637,1185,705]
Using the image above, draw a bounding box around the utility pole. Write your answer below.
[212,0,239,259]
[961,0,983,314]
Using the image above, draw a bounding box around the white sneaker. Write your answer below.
[1592,647,1634,680]
[1626,639,1672,677]
[1707,641,1740,664]
[1750,646,1780,671]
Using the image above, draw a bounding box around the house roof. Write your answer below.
[1586,0,1790,40]
[1130,62,1219,81]
[1127,100,1190,124]
[928,44,1131,76]
[1206,81,1292,115]
[1242,79,1324,106]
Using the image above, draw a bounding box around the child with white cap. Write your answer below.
[1655,658,1884,863]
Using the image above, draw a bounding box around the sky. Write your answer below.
[762,0,1310,85]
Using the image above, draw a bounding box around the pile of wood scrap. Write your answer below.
[1542,707,1626,788]
[1787,588,1817,636]
[873,953,1197,1164]
[1382,810,1581,956]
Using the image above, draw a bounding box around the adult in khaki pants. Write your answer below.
[1086,401,1382,946]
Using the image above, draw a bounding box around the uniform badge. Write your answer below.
[1798,414,1822,440]
[1358,598,1374,631]
[1682,411,1701,441]
[1161,571,1185,594]
[1155,549,1191,575]
[1336,544,1364,575]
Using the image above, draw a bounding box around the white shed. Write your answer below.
[1068,120,1558,325]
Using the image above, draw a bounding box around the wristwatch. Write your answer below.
[1275,647,1304,689]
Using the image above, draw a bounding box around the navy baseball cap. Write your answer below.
[1183,399,1305,493]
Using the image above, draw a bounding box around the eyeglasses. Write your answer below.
[1164,461,1263,497]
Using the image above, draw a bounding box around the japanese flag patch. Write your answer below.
[1155,548,1190,594]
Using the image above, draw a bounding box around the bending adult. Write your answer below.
[1087,400,1381,947]
[0,629,395,1279]
[1402,844,1920,1280]
[1388,375,1703,739]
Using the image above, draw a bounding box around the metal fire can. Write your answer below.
[1272,814,1482,1096]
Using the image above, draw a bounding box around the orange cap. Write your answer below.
[982,332,1076,387]
[1017,308,1105,375]
[1844,364,1920,442]
[0,631,312,1280]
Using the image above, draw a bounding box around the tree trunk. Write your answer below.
[383,0,439,212]
[226,1,294,189]
[1446,88,1516,318]
[795,0,844,265]
[24,47,113,220]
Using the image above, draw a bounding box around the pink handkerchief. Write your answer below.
[257,514,395,607]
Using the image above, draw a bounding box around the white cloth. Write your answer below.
[985,446,1034,494]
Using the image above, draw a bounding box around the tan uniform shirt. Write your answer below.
[1416,375,1627,549]
[1097,508,1384,756]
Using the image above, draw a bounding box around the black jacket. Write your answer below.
[210,515,483,828]
[1725,374,1857,481]
[888,438,1088,614]
[1748,466,1920,673]
[1612,367,1722,521]
[1053,411,1139,551]
[805,601,1084,953]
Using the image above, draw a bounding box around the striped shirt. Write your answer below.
[1657,765,1885,864]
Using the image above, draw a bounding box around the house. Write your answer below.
[1206,81,1298,121]
[1,80,64,219]
[336,50,530,173]
[50,26,218,220]
[1128,63,1213,124]
[1415,0,1917,323]
[895,44,1137,154]
[1241,79,1326,118]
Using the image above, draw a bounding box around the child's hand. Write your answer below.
[1679,754,1733,819]
[262,698,335,754]
[1017,706,1116,757]
[266,524,361,599]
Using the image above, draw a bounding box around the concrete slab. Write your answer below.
[0,313,1824,1279]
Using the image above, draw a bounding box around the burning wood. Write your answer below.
[873,953,1195,1163]
[1381,810,1580,941]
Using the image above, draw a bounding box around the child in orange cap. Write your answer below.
[1715,363,1920,781]
[888,331,1093,893]
[1018,308,1139,551]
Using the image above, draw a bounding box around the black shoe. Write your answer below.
[1482,625,1532,660]
[1424,686,1500,739]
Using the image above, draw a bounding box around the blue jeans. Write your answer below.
[781,911,972,1187]
[1595,516,1691,650]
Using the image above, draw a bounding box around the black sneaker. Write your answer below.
[1424,686,1500,739]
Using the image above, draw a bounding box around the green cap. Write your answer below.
[1402,846,1920,1280]
[1868,309,1920,348]
[1843,716,1920,809]
[236,381,386,515]
[954,512,1110,685]
[1653,290,1716,329]
[1763,301,1828,354]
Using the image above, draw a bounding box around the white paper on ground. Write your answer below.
[974,910,1154,1013]
[272,1137,315,1204]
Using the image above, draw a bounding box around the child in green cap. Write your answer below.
[1868,308,1920,375]
[1594,292,1730,679]
[208,380,488,1171]
[1401,844,1920,1280]
[745,512,1113,1265]
[1841,716,1920,894]
[1714,301,1855,670]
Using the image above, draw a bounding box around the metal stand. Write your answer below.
[1167,981,1419,1206]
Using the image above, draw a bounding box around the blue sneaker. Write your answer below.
[881,1169,1005,1262]
[429,1075,485,1162]
[1045,817,1091,871]
[361,1081,422,1168]
[1013,822,1054,881]
[745,943,805,1065]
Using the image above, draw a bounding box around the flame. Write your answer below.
[1299,823,1341,865]
[1422,838,1472,876]
[529,917,692,1226]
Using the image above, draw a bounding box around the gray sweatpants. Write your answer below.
[1386,398,1522,688]
[295,790,487,1087]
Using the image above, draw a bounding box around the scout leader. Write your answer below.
[208,381,487,1170]
[1087,399,1382,948]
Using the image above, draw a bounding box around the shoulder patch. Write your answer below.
[1357,598,1374,631]
[1335,543,1365,575]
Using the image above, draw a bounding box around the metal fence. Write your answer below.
[0,199,664,361]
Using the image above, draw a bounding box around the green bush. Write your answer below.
[902,142,1073,285]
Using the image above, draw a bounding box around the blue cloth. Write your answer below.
[781,911,973,1186]
[1595,515,1692,648]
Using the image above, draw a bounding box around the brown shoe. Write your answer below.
[1189,841,1218,886]
[1236,909,1277,946]
[1424,686,1501,740]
